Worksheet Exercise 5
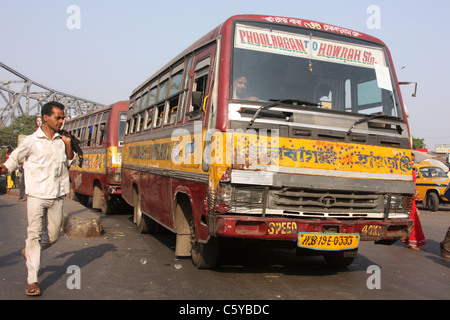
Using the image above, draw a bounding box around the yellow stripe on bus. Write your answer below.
[123,131,412,180]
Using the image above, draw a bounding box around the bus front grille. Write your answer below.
[207,185,388,219]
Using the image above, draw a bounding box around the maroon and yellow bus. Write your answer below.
[65,101,129,214]
[122,15,414,268]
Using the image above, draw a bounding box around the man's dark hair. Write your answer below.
[41,101,65,118]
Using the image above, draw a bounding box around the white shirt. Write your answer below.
[4,128,74,199]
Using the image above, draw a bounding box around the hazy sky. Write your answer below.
[1,0,449,151]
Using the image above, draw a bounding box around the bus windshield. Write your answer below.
[232,21,402,119]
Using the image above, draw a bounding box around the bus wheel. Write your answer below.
[323,249,358,268]
[133,190,154,234]
[190,220,220,269]
[92,184,103,210]
[101,196,114,215]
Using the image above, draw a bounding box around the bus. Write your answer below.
[64,101,129,214]
[122,15,414,269]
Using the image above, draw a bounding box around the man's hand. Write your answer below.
[0,163,8,175]
[60,133,72,145]
[60,131,75,161]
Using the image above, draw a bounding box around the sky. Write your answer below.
[1,0,450,151]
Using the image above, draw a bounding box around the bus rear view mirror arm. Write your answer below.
[399,82,418,97]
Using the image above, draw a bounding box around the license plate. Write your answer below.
[297,232,360,251]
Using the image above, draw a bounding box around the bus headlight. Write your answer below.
[386,194,413,217]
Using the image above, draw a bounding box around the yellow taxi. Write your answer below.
[413,162,450,211]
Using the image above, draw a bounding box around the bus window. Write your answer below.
[125,118,130,136]
[154,104,164,128]
[118,112,127,147]
[158,79,169,103]
[137,112,144,132]
[80,127,87,147]
[129,99,135,115]
[130,115,138,134]
[87,126,93,147]
[101,111,110,122]
[169,71,183,96]
[188,57,210,121]
[164,68,184,126]
[357,79,383,114]
[134,96,141,113]
[149,86,157,107]
[345,78,391,115]
[178,56,193,123]
[92,124,99,146]
[98,122,106,146]
[141,90,149,111]
[144,108,154,130]
[167,98,178,125]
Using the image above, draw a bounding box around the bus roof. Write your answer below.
[131,14,387,97]
[66,100,129,121]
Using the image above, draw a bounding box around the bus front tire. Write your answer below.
[190,220,220,269]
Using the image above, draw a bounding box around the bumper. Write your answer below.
[107,184,122,196]
[211,215,413,242]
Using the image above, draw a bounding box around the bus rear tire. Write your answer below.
[133,189,155,234]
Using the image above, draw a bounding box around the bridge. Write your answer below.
[0,62,105,126]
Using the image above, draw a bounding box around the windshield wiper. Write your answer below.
[249,99,320,126]
[346,112,386,136]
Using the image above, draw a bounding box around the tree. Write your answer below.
[0,115,37,149]
[413,137,426,150]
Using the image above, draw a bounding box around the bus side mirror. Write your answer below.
[399,81,418,97]
[192,91,203,111]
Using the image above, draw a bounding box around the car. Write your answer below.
[413,162,450,211]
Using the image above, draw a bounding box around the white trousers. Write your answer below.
[25,196,64,284]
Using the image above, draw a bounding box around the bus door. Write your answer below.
[176,44,217,238]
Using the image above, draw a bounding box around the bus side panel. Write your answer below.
[121,168,134,207]
[154,174,174,230]
[69,170,91,196]
[70,170,105,197]
[140,169,161,225]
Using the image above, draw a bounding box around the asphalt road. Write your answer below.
[0,190,449,305]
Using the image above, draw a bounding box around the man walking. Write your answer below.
[0,101,74,296]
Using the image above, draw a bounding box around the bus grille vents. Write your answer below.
[271,188,382,213]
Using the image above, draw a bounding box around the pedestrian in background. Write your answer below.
[4,146,16,191]
[0,101,75,296]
